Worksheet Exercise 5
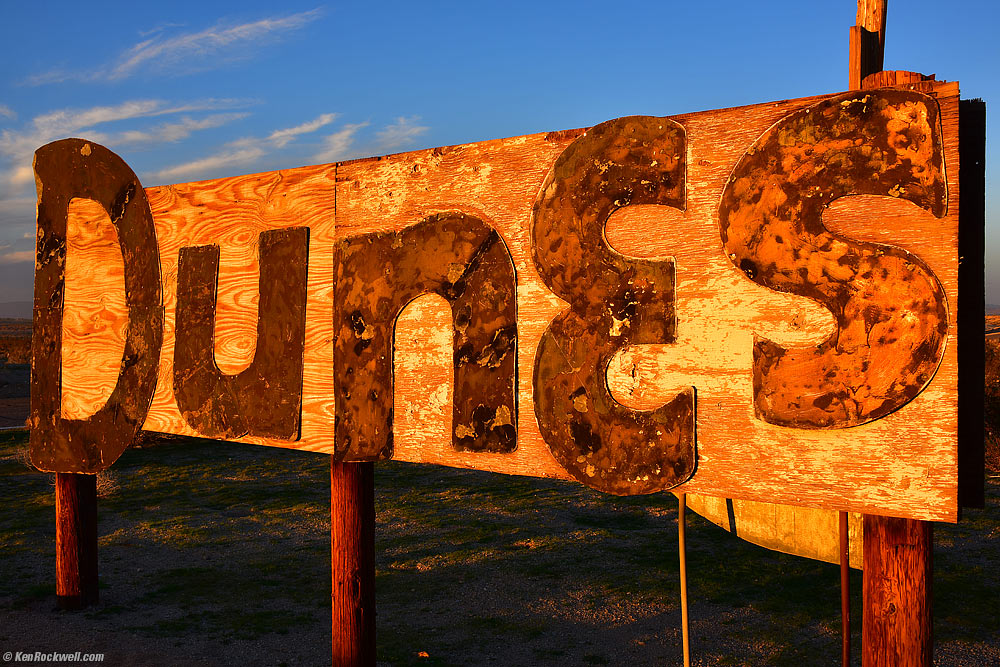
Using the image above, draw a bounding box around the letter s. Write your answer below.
[719,90,948,428]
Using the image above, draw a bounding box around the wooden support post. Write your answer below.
[849,0,887,89]
[848,3,934,666]
[862,517,933,666]
[331,460,376,667]
[55,472,98,609]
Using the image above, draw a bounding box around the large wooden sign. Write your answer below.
[30,82,972,521]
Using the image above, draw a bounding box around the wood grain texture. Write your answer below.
[718,90,948,429]
[330,461,375,666]
[62,198,126,420]
[684,493,864,569]
[58,84,963,520]
[33,138,162,474]
[55,472,98,609]
[862,515,933,666]
[849,0,886,90]
[856,0,887,42]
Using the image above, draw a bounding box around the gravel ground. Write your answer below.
[1,431,998,666]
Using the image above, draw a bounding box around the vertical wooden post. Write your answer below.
[862,517,933,666]
[331,460,376,666]
[849,0,887,89]
[55,472,98,609]
[849,3,934,665]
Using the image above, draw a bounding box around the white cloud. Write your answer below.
[110,113,249,146]
[6,166,33,190]
[0,99,251,198]
[0,99,249,160]
[267,113,337,148]
[150,112,339,182]
[28,9,322,84]
[0,250,33,264]
[313,122,370,163]
[375,116,429,152]
[137,22,188,38]
[149,147,265,183]
[0,105,15,121]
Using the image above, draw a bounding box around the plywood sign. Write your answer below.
[30,83,969,521]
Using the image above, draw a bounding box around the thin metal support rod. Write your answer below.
[840,510,851,667]
[678,492,691,667]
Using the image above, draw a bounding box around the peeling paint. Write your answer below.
[333,212,518,461]
[30,139,162,473]
[531,116,696,495]
[718,90,949,428]
[173,227,309,440]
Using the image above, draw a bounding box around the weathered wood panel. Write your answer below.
[683,494,864,569]
[56,83,963,520]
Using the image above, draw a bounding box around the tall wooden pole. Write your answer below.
[849,3,934,665]
[862,517,933,666]
[849,0,887,89]
[55,472,99,609]
[331,460,376,666]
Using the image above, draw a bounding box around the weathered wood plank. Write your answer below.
[56,84,964,520]
[862,515,933,666]
[684,494,864,568]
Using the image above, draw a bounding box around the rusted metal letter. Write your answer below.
[333,213,517,461]
[718,90,948,428]
[174,227,309,440]
[30,139,163,473]
[531,116,696,495]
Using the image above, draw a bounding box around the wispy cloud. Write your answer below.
[151,147,266,183]
[137,22,187,38]
[0,105,15,122]
[267,113,337,148]
[313,122,370,163]
[27,9,322,84]
[4,166,33,190]
[0,99,249,160]
[152,114,433,183]
[0,250,33,264]
[0,99,250,192]
[149,112,336,182]
[110,113,249,146]
[375,116,429,152]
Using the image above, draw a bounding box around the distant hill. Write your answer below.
[989,304,1000,316]
[0,302,30,319]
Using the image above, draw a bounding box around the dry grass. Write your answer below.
[1,430,998,666]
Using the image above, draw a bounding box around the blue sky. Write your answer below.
[1,1,997,309]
